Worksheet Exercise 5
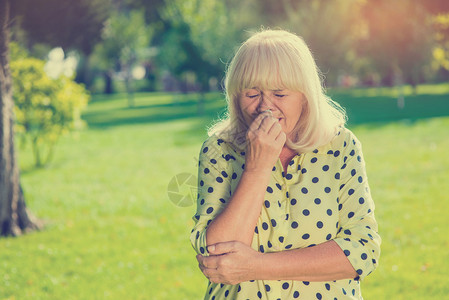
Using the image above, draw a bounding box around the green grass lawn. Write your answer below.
[1,84,449,299]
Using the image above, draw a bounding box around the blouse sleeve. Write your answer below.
[190,137,234,256]
[334,131,381,281]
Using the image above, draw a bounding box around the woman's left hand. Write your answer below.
[196,241,263,285]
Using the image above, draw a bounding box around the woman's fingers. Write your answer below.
[197,255,220,282]
[196,241,261,285]
[248,111,269,132]
[197,254,216,269]
[258,115,277,132]
[267,119,282,137]
[249,111,277,132]
[275,131,287,145]
[245,112,285,172]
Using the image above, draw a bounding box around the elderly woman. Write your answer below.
[190,29,381,299]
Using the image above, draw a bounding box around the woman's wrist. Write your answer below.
[251,252,268,281]
[242,165,273,178]
[241,169,272,189]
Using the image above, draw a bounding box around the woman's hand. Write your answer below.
[196,241,262,285]
[245,111,286,173]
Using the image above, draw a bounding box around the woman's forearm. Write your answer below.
[206,170,271,246]
[256,241,357,282]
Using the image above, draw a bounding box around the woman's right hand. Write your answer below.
[244,111,286,173]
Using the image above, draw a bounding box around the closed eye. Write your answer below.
[247,94,260,99]
[275,94,286,98]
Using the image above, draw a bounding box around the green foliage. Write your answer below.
[168,0,237,66]
[125,0,165,23]
[278,0,364,84]
[432,14,449,71]
[91,9,153,101]
[98,10,151,67]
[10,55,89,167]
[159,0,250,90]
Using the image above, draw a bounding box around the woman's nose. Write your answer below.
[257,94,274,111]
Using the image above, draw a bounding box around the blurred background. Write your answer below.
[1,0,449,299]
[9,0,449,97]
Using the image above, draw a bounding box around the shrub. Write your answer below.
[11,56,88,167]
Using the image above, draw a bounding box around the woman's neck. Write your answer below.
[279,146,298,173]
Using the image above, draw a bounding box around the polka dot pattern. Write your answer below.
[190,128,381,299]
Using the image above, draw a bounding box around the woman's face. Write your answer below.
[239,88,305,140]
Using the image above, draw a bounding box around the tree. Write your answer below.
[0,0,41,237]
[91,9,152,104]
[257,0,365,85]
[157,21,221,93]
[358,0,434,89]
[159,0,231,91]
[421,1,449,80]
[158,0,249,112]
[1,0,101,237]
[125,0,165,23]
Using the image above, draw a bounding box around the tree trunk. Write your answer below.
[104,71,114,94]
[0,0,41,237]
[124,69,134,107]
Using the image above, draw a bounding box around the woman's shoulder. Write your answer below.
[333,127,360,145]
[200,133,244,158]
[332,127,364,157]
[316,127,361,154]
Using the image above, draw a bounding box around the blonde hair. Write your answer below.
[209,29,346,153]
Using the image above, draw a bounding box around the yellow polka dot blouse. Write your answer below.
[190,128,381,299]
